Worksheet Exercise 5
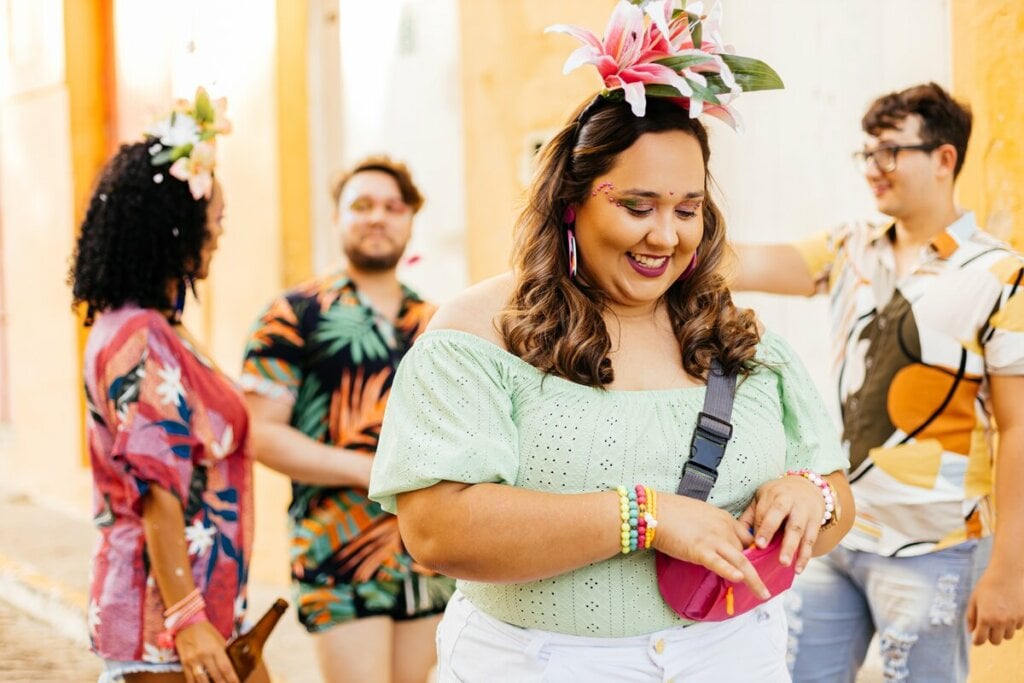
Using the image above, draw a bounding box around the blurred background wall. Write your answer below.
[1,0,1022,677]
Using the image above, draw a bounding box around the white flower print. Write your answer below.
[143,642,178,663]
[234,594,247,621]
[156,364,186,406]
[211,425,234,460]
[87,600,102,637]
[185,520,217,556]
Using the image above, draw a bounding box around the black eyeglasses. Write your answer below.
[852,142,943,173]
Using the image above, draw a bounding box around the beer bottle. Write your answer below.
[226,598,288,680]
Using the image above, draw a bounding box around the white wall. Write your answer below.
[0,0,90,510]
[711,0,950,410]
[335,0,468,303]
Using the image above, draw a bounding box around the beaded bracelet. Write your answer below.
[615,485,659,553]
[786,469,836,527]
[157,590,208,648]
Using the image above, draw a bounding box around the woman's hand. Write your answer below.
[738,474,825,574]
[175,620,240,683]
[652,493,769,599]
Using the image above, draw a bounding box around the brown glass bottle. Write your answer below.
[226,598,288,680]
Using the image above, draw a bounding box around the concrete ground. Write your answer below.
[0,490,321,683]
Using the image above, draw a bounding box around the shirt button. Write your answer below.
[849,398,860,412]
[877,316,887,330]
[655,638,665,654]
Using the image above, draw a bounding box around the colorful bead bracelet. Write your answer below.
[615,485,658,554]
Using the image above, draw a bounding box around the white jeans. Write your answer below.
[436,591,791,682]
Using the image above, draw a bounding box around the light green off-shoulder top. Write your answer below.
[370,329,847,637]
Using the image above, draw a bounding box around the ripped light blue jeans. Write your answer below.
[785,539,991,683]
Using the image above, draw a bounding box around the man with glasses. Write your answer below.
[730,83,1024,682]
[241,156,454,683]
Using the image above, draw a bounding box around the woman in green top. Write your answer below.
[370,6,853,680]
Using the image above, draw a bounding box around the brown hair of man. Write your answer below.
[330,154,425,212]
[861,82,973,178]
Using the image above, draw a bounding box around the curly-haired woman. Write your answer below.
[70,91,263,683]
[368,4,854,680]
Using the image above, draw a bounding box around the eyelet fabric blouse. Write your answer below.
[370,328,847,637]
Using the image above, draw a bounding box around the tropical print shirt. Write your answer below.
[794,212,1024,557]
[240,273,436,620]
[84,307,253,662]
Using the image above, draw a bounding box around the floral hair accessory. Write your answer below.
[145,87,231,200]
[546,0,783,129]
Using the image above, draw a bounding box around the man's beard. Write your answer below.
[345,243,404,272]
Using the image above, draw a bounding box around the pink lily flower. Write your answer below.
[546,0,692,117]
[170,140,216,200]
[210,97,232,135]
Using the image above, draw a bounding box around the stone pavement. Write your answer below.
[0,490,322,683]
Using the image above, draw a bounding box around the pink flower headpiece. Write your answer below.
[145,87,231,200]
[546,0,783,129]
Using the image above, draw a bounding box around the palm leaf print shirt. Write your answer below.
[241,272,435,584]
[794,212,1024,557]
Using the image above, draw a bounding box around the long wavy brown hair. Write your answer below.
[499,96,760,387]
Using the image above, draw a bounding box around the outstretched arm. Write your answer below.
[726,243,819,296]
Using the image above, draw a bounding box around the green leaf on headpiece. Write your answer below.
[198,129,217,142]
[193,88,215,124]
[719,54,785,91]
[643,82,721,106]
[686,11,702,49]
[643,84,684,99]
[686,78,722,105]
[169,143,194,162]
[151,149,174,166]
[653,54,715,71]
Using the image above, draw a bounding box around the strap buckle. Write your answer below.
[686,411,734,478]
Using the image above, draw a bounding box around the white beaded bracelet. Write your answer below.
[786,469,836,528]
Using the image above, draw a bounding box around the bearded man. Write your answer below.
[242,156,453,683]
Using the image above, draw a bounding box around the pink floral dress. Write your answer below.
[84,307,253,663]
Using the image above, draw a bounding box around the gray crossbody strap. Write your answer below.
[676,359,737,502]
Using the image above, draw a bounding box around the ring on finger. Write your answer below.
[194,664,208,678]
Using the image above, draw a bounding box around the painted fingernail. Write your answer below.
[756,536,767,548]
[780,555,791,566]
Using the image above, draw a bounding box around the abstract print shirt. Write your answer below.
[84,307,253,662]
[240,272,434,580]
[795,212,1024,557]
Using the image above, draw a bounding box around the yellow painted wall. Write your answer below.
[953,0,1024,251]
[458,0,614,282]
[953,2,1024,680]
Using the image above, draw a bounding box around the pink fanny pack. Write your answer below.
[655,361,796,622]
[656,532,795,621]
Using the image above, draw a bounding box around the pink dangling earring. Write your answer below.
[678,250,698,281]
[564,206,578,279]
